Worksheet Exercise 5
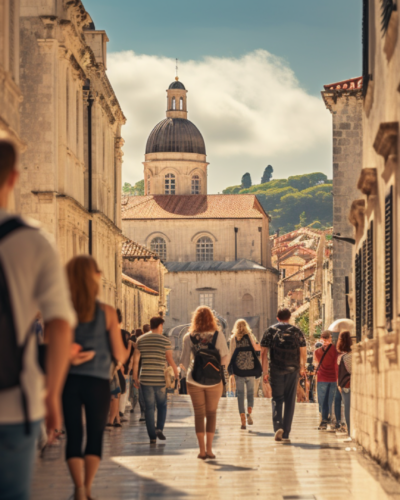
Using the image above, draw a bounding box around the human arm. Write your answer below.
[132,348,141,388]
[261,347,269,382]
[300,346,307,377]
[104,304,129,364]
[44,319,73,441]
[180,334,191,371]
[166,350,179,379]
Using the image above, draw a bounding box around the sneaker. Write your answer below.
[326,424,338,433]
[156,429,166,440]
[150,439,157,445]
[282,438,291,444]
[274,429,284,442]
[318,421,328,430]
[247,414,253,426]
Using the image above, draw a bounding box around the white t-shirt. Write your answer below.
[0,210,76,424]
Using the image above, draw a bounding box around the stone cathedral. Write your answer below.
[122,78,278,339]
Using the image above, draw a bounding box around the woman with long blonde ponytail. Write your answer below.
[230,319,261,429]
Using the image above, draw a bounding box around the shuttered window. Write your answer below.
[362,240,367,328]
[355,250,362,342]
[367,222,374,338]
[385,186,393,331]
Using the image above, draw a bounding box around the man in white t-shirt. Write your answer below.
[0,137,76,500]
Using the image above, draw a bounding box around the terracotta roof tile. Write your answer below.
[122,239,159,259]
[323,76,362,91]
[122,273,158,295]
[121,195,264,220]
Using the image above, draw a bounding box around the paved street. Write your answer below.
[32,396,400,500]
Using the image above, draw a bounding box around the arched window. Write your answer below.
[147,174,151,195]
[242,294,254,316]
[150,237,167,260]
[165,173,176,194]
[191,175,201,194]
[180,97,183,110]
[196,236,213,261]
[172,97,176,110]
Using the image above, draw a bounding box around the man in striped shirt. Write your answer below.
[133,316,179,443]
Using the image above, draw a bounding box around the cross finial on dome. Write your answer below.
[175,58,179,81]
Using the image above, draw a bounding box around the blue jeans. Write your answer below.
[0,419,42,500]
[235,376,255,414]
[341,389,351,435]
[317,381,337,422]
[141,385,167,440]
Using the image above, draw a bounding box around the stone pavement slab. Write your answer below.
[31,396,400,500]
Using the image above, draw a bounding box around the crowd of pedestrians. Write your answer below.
[0,138,354,500]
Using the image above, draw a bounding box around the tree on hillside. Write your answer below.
[261,165,274,184]
[241,173,252,189]
[295,211,307,229]
[122,180,144,196]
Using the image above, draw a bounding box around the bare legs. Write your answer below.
[108,396,120,425]
[67,456,100,499]
[187,382,222,459]
[84,455,101,498]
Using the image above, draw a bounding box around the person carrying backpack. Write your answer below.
[0,137,75,500]
[228,319,262,429]
[180,306,229,460]
[261,308,307,444]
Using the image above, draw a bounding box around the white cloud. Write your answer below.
[107,50,331,192]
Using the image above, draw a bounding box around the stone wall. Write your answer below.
[321,88,363,321]
[164,269,278,341]
[17,0,125,306]
[350,2,400,477]
[122,217,268,266]
[121,277,161,333]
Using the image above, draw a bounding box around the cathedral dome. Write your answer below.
[145,118,206,155]
[169,80,186,90]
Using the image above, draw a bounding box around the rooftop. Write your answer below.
[122,195,267,220]
[122,239,159,259]
[164,259,268,273]
[323,76,363,91]
[122,273,158,295]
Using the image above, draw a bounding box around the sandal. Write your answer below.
[206,452,216,459]
[197,454,207,460]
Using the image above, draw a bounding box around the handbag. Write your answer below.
[228,335,262,378]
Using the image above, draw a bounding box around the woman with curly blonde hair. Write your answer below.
[180,306,229,459]
[229,319,261,429]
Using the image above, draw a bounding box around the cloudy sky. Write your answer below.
[84,0,361,193]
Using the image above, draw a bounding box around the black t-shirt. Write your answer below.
[261,323,306,372]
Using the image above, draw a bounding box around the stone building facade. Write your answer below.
[17,0,126,307]
[348,0,400,476]
[321,77,363,321]
[0,0,23,211]
[122,78,278,339]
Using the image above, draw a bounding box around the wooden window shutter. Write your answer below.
[385,186,393,330]
[362,240,367,328]
[355,250,362,342]
[367,221,374,338]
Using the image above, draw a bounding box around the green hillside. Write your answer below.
[223,172,333,234]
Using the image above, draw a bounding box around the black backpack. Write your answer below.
[228,334,262,378]
[270,325,300,373]
[190,332,222,386]
[0,217,36,433]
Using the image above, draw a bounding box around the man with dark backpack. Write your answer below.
[261,308,307,444]
[0,138,75,500]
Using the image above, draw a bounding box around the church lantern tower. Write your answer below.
[143,77,208,196]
